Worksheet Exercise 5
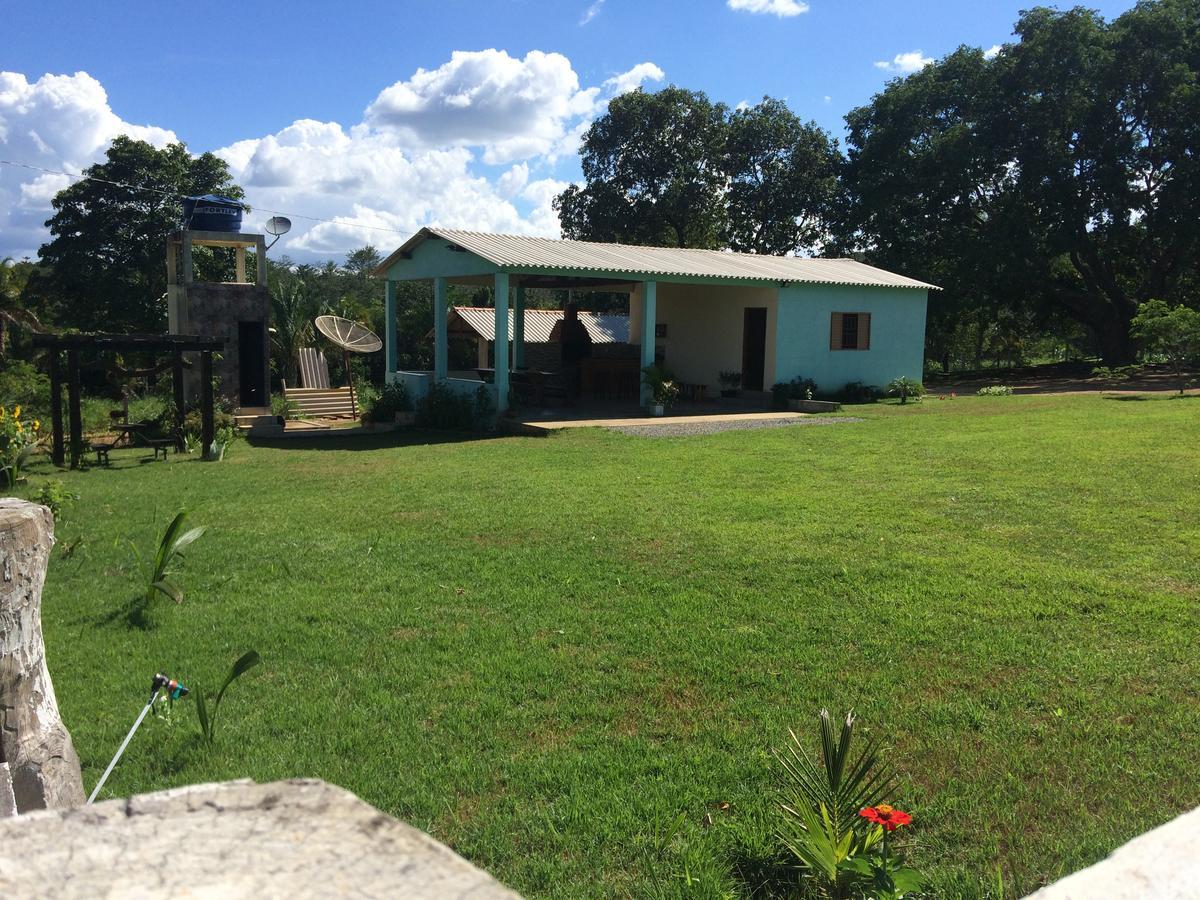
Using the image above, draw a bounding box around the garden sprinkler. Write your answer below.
[86,673,188,805]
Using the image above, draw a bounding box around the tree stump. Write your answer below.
[0,499,84,813]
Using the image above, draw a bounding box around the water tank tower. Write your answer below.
[166,197,271,410]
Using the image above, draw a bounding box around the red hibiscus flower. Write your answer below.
[860,804,912,831]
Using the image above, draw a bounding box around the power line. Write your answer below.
[0,157,418,240]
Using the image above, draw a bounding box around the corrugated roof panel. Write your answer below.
[419,229,939,290]
[451,307,630,344]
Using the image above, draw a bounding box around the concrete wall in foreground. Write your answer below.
[0,779,522,899]
[1024,806,1200,900]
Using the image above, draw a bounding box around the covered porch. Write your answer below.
[373,230,780,416]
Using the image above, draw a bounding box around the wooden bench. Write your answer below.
[145,438,174,461]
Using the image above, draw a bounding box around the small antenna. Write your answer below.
[264,215,292,250]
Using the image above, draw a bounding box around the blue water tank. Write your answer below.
[182,195,244,232]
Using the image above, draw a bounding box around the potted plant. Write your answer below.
[642,365,679,417]
[718,371,742,398]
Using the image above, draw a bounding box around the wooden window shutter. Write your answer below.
[858,313,871,350]
[830,312,843,350]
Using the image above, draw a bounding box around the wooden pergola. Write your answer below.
[32,333,223,469]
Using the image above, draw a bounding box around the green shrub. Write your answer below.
[641,365,679,406]
[33,479,78,522]
[362,381,413,423]
[270,393,299,419]
[415,382,493,431]
[887,376,926,404]
[183,409,238,438]
[0,361,50,415]
[771,377,820,408]
[1090,365,1138,383]
[839,382,883,404]
[976,384,1014,396]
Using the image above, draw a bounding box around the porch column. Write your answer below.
[512,284,526,370]
[433,276,448,381]
[384,280,398,375]
[640,280,657,406]
[493,272,510,413]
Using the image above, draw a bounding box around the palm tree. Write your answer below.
[269,281,323,387]
[0,258,43,361]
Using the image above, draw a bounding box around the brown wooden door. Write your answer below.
[742,308,767,391]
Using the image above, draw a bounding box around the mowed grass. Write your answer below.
[35,394,1200,898]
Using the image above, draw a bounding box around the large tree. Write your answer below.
[555,87,730,248]
[843,1,1200,364]
[724,98,841,255]
[37,136,244,333]
[556,88,842,256]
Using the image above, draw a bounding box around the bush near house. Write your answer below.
[362,381,413,424]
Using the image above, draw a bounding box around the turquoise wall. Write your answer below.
[383,236,499,281]
[774,285,928,391]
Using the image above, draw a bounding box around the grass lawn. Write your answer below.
[32,393,1200,898]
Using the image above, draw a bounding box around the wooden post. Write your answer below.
[48,351,64,467]
[385,280,398,376]
[172,350,185,450]
[344,348,358,419]
[200,351,215,453]
[0,500,85,812]
[66,350,82,469]
[433,276,448,382]
[493,273,510,413]
[640,281,658,407]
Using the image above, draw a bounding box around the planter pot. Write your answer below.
[650,404,665,417]
[788,398,842,413]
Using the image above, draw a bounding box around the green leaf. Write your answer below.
[151,579,183,604]
[889,866,925,894]
[194,688,211,744]
[215,650,262,709]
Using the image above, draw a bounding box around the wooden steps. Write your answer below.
[283,386,357,419]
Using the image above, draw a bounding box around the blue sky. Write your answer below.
[2,0,1136,261]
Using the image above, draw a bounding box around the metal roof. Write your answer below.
[376,227,939,290]
[452,306,629,344]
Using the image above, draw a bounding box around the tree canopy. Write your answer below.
[555,88,840,255]
[841,0,1200,364]
[36,136,245,333]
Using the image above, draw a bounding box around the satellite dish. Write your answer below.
[314,316,382,420]
[315,315,383,354]
[264,216,292,250]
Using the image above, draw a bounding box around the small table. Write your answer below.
[111,423,148,447]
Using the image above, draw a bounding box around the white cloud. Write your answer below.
[874,51,935,74]
[602,62,665,97]
[823,95,832,104]
[580,0,605,25]
[1,53,666,261]
[365,49,601,165]
[735,100,750,112]
[727,0,810,17]
[984,44,1003,60]
[0,71,177,258]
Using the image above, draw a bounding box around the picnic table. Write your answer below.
[93,422,173,465]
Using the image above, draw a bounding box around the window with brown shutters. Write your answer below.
[830,312,871,350]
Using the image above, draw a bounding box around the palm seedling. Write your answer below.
[776,709,895,897]
[195,650,262,746]
[142,510,206,607]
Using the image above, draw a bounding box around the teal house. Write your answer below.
[373,229,937,412]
